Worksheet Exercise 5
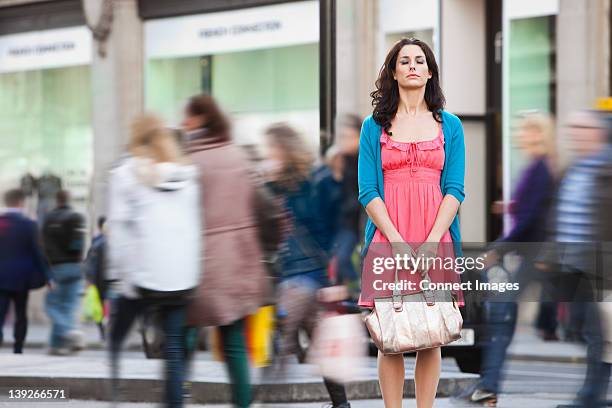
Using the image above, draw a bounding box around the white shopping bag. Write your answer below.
[307,313,368,383]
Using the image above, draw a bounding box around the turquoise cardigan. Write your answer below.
[358,110,466,256]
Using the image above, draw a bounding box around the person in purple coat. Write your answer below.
[461,112,557,405]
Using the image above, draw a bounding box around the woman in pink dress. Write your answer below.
[358,38,466,408]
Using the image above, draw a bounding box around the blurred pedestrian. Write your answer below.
[0,189,50,354]
[83,216,108,340]
[595,113,612,407]
[107,114,201,408]
[263,123,352,408]
[461,111,557,405]
[313,143,344,264]
[334,114,363,291]
[551,110,612,408]
[183,94,269,408]
[358,38,465,408]
[42,190,86,355]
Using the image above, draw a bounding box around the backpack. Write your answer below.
[83,235,106,286]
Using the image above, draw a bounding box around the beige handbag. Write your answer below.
[363,268,463,355]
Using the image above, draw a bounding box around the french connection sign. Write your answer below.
[0,26,92,73]
[144,0,319,59]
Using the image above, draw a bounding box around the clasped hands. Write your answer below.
[390,240,439,279]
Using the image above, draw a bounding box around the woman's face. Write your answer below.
[515,124,544,157]
[181,109,205,132]
[393,44,432,90]
[566,112,606,157]
[260,139,286,179]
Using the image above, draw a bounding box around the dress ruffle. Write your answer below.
[379,128,444,152]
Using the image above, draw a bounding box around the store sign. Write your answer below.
[506,0,559,20]
[145,0,319,59]
[0,26,91,73]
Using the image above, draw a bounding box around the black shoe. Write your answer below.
[321,403,351,408]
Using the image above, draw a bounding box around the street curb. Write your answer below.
[6,342,587,366]
[0,376,478,403]
[508,354,586,364]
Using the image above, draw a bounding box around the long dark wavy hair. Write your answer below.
[371,38,445,134]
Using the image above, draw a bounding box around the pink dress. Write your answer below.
[358,127,463,307]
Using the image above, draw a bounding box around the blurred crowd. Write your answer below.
[462,109,612,408]
[0,95,611,408]
[0,93,365,408]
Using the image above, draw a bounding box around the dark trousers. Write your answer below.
[536,302,558,335]
[557,271,610,406]
[184,319,252,407]
[109,296,186,408]
[478,246,538,394]
[479,302,518,393]
[334,228,359,284]
[219,319,252,408]
[0,289,29,353]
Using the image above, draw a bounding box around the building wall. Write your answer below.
[336,0,379,120]
[441,0,487,243]
[557,0,610,124]
[441,0,486,115]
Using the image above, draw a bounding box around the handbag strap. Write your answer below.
[392,264,435,311]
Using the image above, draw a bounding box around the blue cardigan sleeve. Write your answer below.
[444,118,466,203]
[358,117,381,208]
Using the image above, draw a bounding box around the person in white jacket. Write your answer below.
[106,114,201,408]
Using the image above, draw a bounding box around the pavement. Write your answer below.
[0,351,478,404]
[508,325,587,364]
[0,323,589,405]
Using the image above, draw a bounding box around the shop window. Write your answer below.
[212,44,318,113]
[145,43,320,146]
[0,66,92,215]
[507,15,556,185]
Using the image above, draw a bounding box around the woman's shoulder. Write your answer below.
[361,114,382,139]
[440,111,465,145]
[441,110,462,127]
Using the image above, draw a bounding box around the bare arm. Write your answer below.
[365,197,403,243]
[426,194,460,243]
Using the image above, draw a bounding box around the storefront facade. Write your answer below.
[0,0,609,241]
[143,0,320,147]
